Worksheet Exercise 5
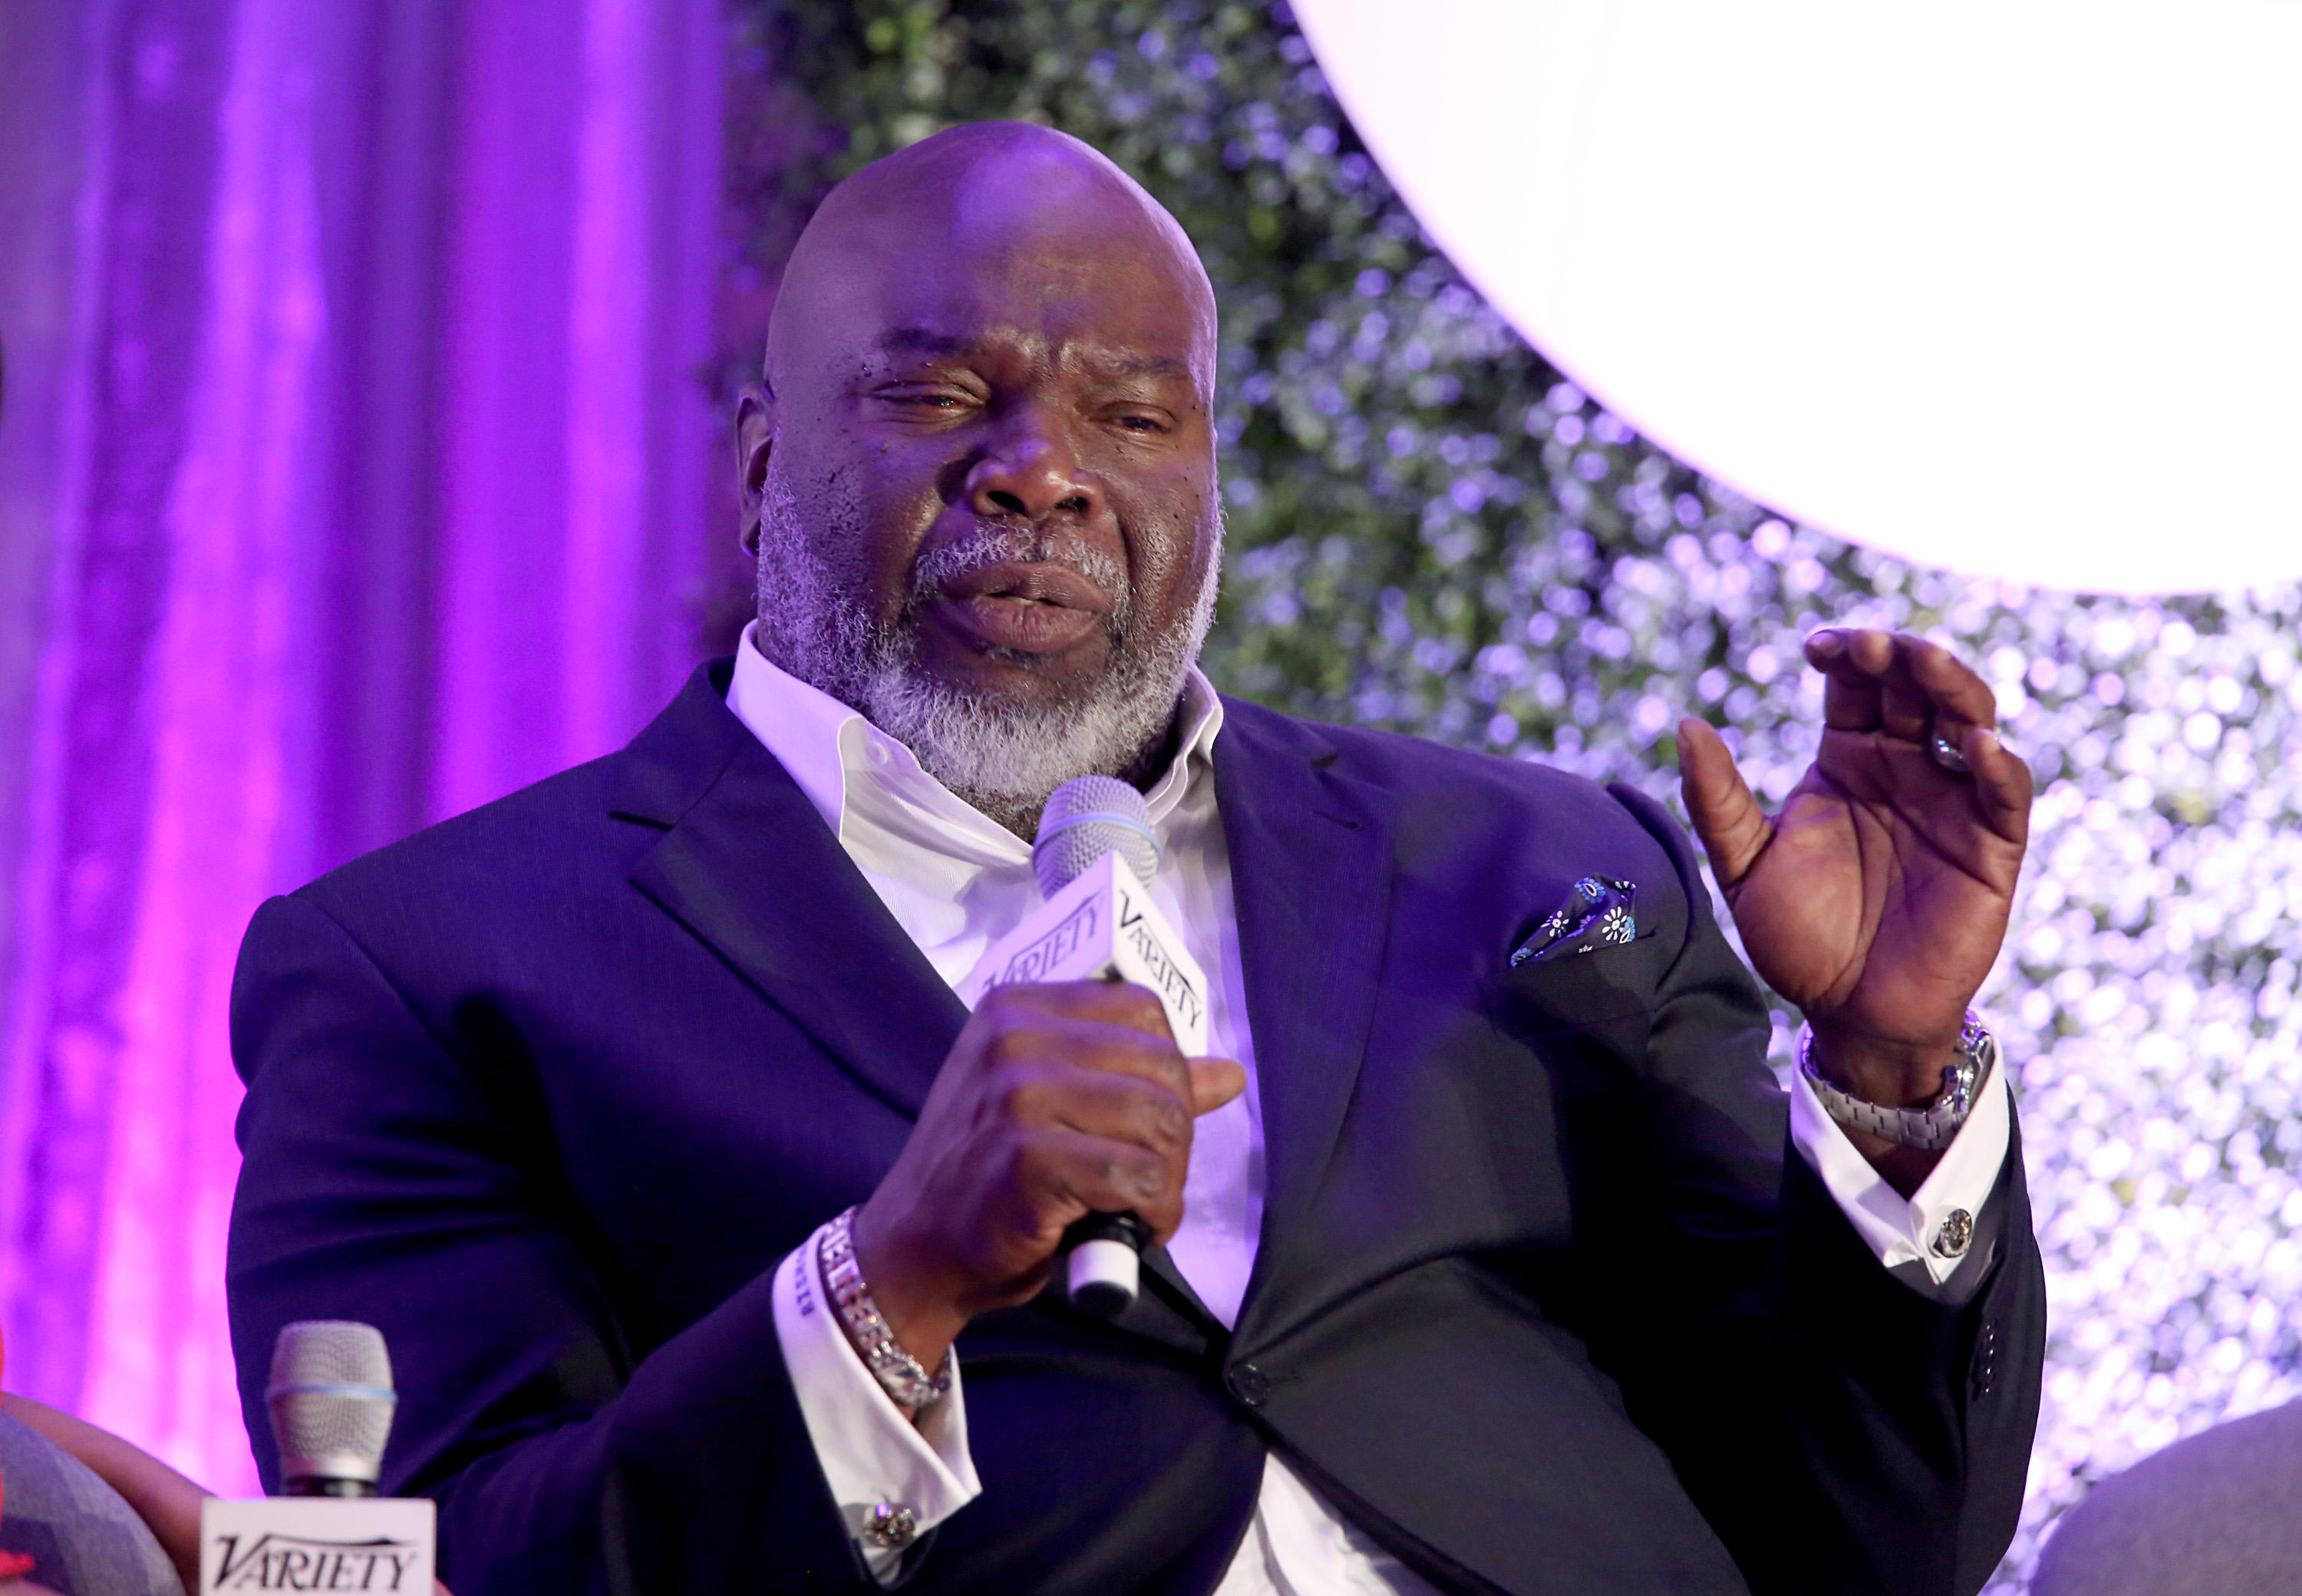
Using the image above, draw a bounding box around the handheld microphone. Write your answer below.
[197,1322,434,1594]
[268,1321,395,1497]
[962,776,1210,1317]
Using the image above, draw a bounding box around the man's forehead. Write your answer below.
[770,124,1215,388]
[799,246,1211,385]
[866,325,1188,382]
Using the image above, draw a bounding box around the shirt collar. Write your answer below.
[726,621,1224,856]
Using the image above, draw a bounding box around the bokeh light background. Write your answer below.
[725,4,2302,1587]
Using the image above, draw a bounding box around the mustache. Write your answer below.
[904,523,1130,615]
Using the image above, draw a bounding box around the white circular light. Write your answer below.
[1294,0,2302,595]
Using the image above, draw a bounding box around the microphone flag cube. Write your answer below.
[961,850,1209,1056]
[198,1496,434,1594]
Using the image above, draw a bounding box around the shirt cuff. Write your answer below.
[1789,1050,2012,1286]
[771,1222,982,1581]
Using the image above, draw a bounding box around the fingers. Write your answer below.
[1676,716,1773,888]
[984,1034,1242,1162]
[880,981,1244,1320]
[1806,628,2000,747]
[1901,631,1998,728]
[1001,1056,1194,1157]
[988,978,1178,1043]
[1806,628,1888,732]
[1012,1128,1183,1237]
[972,984,1192,1101]
[1189,1057,1247,1116]
[1800,627,2033,850]
[974,981,1243,1112]
[967,984,1240,1242]
[986,1059,1219,1248]
[1963,724,2033,846]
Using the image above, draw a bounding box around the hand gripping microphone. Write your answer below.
[961,776,1211,1317]
[197,1322,435,1593]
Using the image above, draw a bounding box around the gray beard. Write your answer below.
[751,459,1219,836]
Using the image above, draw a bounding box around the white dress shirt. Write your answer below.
[730,624,2010,1590]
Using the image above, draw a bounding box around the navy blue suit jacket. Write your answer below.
[227,660,2043,1594]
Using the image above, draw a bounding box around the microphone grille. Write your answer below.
[1034,776,1159,895]
[266,1320,397,1486]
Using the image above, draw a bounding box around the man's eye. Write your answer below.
[879,389,971,410]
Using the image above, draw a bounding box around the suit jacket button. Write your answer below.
[1227,1363,1270,1407]
[1971,1323,1999,1400]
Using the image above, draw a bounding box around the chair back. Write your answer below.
[0,1411,182,1596]
[2033,1400,2302,1596]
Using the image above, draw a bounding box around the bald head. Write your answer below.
[767,123,1217,400]
[736,123,1225,837]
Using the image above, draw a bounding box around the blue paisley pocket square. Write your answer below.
[1510,875,1640,966]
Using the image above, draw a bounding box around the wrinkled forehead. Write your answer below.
[876,239,1205,380]
[772,147,1217,394]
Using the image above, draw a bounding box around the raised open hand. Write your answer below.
[1677,629,2030,1119]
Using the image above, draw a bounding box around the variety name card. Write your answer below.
[199,1497,435,1594]
[962,850,1210,1056]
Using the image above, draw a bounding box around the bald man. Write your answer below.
[229,124,2043,1595]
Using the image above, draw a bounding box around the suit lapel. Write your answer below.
[613,663,967,1120]
[608,668,1386,1342]
[1214,701,1398,1334]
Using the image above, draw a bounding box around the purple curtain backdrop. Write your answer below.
[0,0,727,1492]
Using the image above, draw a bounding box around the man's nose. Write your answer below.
[963,412,1103,524]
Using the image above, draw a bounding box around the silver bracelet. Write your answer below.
[818,1208,951,1410]
[1799,1011,1997,1152]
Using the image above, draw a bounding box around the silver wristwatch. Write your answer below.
[1799,1011,1997,1152]
[818,1207,951,1409]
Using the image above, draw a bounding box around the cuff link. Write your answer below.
[862,1502,918,1551]
[1931,1207,1975,1259]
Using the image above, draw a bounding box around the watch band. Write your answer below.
[818,1207,951,1409]
[1799,1011,1997,1152]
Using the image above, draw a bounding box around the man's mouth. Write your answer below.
[925,561,1113,656]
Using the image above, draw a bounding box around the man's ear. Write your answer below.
[735,384,775,556]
